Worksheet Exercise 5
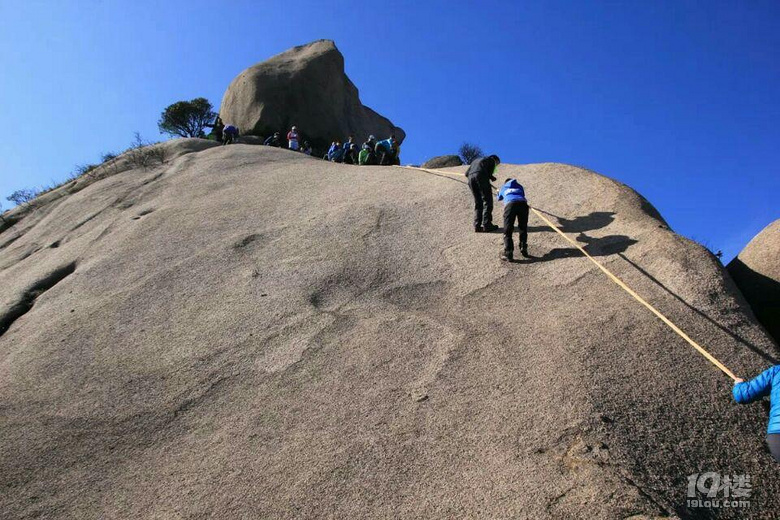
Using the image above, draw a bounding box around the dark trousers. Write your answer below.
[768,434,780,462]
[376,146,396,166]
[468,175,493,227]
[503,200,529,253]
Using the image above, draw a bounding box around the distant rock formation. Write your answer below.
[219,40,404,154]
[421,155,463,169]
[728,219,780,342]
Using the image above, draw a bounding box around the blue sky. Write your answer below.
[1,1,777,260]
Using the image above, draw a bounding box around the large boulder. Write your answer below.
[728,219,780,342]
[219,40,404,154]
[421,155,463,169]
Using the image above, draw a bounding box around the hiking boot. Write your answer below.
[483,223,498,232]
[500,251,513,262]
[520,244,529,258]
[474,226,483,233]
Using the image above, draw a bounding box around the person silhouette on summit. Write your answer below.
[222,124,239,145]
[375,135,399,165]
[465,154,500,233]
[733,365,780,462]
[287,126,300,151]
[360,135,378,165]
[206,115,224,142]
[343,136,358,164]
[264,132,282,147]
[497,177,529,261]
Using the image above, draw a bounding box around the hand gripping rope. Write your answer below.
[398,165,740,381]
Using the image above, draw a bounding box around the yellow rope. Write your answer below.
[399,165,739,381]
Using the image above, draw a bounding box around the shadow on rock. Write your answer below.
[620,253,779,363]
[727,258,780,347]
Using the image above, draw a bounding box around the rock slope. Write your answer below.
[1,146,778,519]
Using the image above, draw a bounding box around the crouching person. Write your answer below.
[497,178,529,261]
[733,365,780,462]
[375,136,399,165]
[223,125,239,145]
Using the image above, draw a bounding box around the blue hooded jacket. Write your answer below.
[376,138,394,152]
[497,179,527,205]
[733,365,780,434]
[328,143,345,161]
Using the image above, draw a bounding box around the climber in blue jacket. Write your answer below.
[327,141,345,163]
[375,136,398,165]
[733,365,780,462]
[497,178,529,261]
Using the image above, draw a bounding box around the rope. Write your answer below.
[398,165,740,381]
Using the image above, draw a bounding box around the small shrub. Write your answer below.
[125,132,166,169]
[147,143,168,165]
[459,142,484,165]
[100,152,118,163]
[6,189,39,206]
[74,164,98,176]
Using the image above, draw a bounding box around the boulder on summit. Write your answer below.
[728,219,780,343]
[421,155,464,169]
[219,40,405,154]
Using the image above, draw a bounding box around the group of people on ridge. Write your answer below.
[206,116,399,165]
[326,134,400,166]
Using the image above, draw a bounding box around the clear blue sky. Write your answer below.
[1,1,778,260]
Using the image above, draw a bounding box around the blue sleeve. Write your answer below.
[497,187,504,201]
[733,366,777,404]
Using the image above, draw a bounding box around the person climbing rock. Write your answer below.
[343,136,358,164]
[287,126,300,151]
[363,135,377,151]
[360,135,378,165]
[733,365,780,462]
[497,177,529,261]
[206,115,224,142]
[465,154,500,232]
[264,132,282,147]
[222,124,239,145]
[301,141,312,155]
[375,136,399,166]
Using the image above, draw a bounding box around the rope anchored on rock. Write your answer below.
[399,165,740,381]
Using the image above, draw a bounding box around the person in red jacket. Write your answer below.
[287,126,300,151]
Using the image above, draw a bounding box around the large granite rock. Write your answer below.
[1,149,779,517]
[728,219,780,343]
[421,155,463,169]
[219,40,404,154]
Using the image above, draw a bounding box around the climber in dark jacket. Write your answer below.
[465,155,500,232]
[222,125,239,145]
[263,132,282,147]
[497,178,528,261]
[733,365,780,462]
